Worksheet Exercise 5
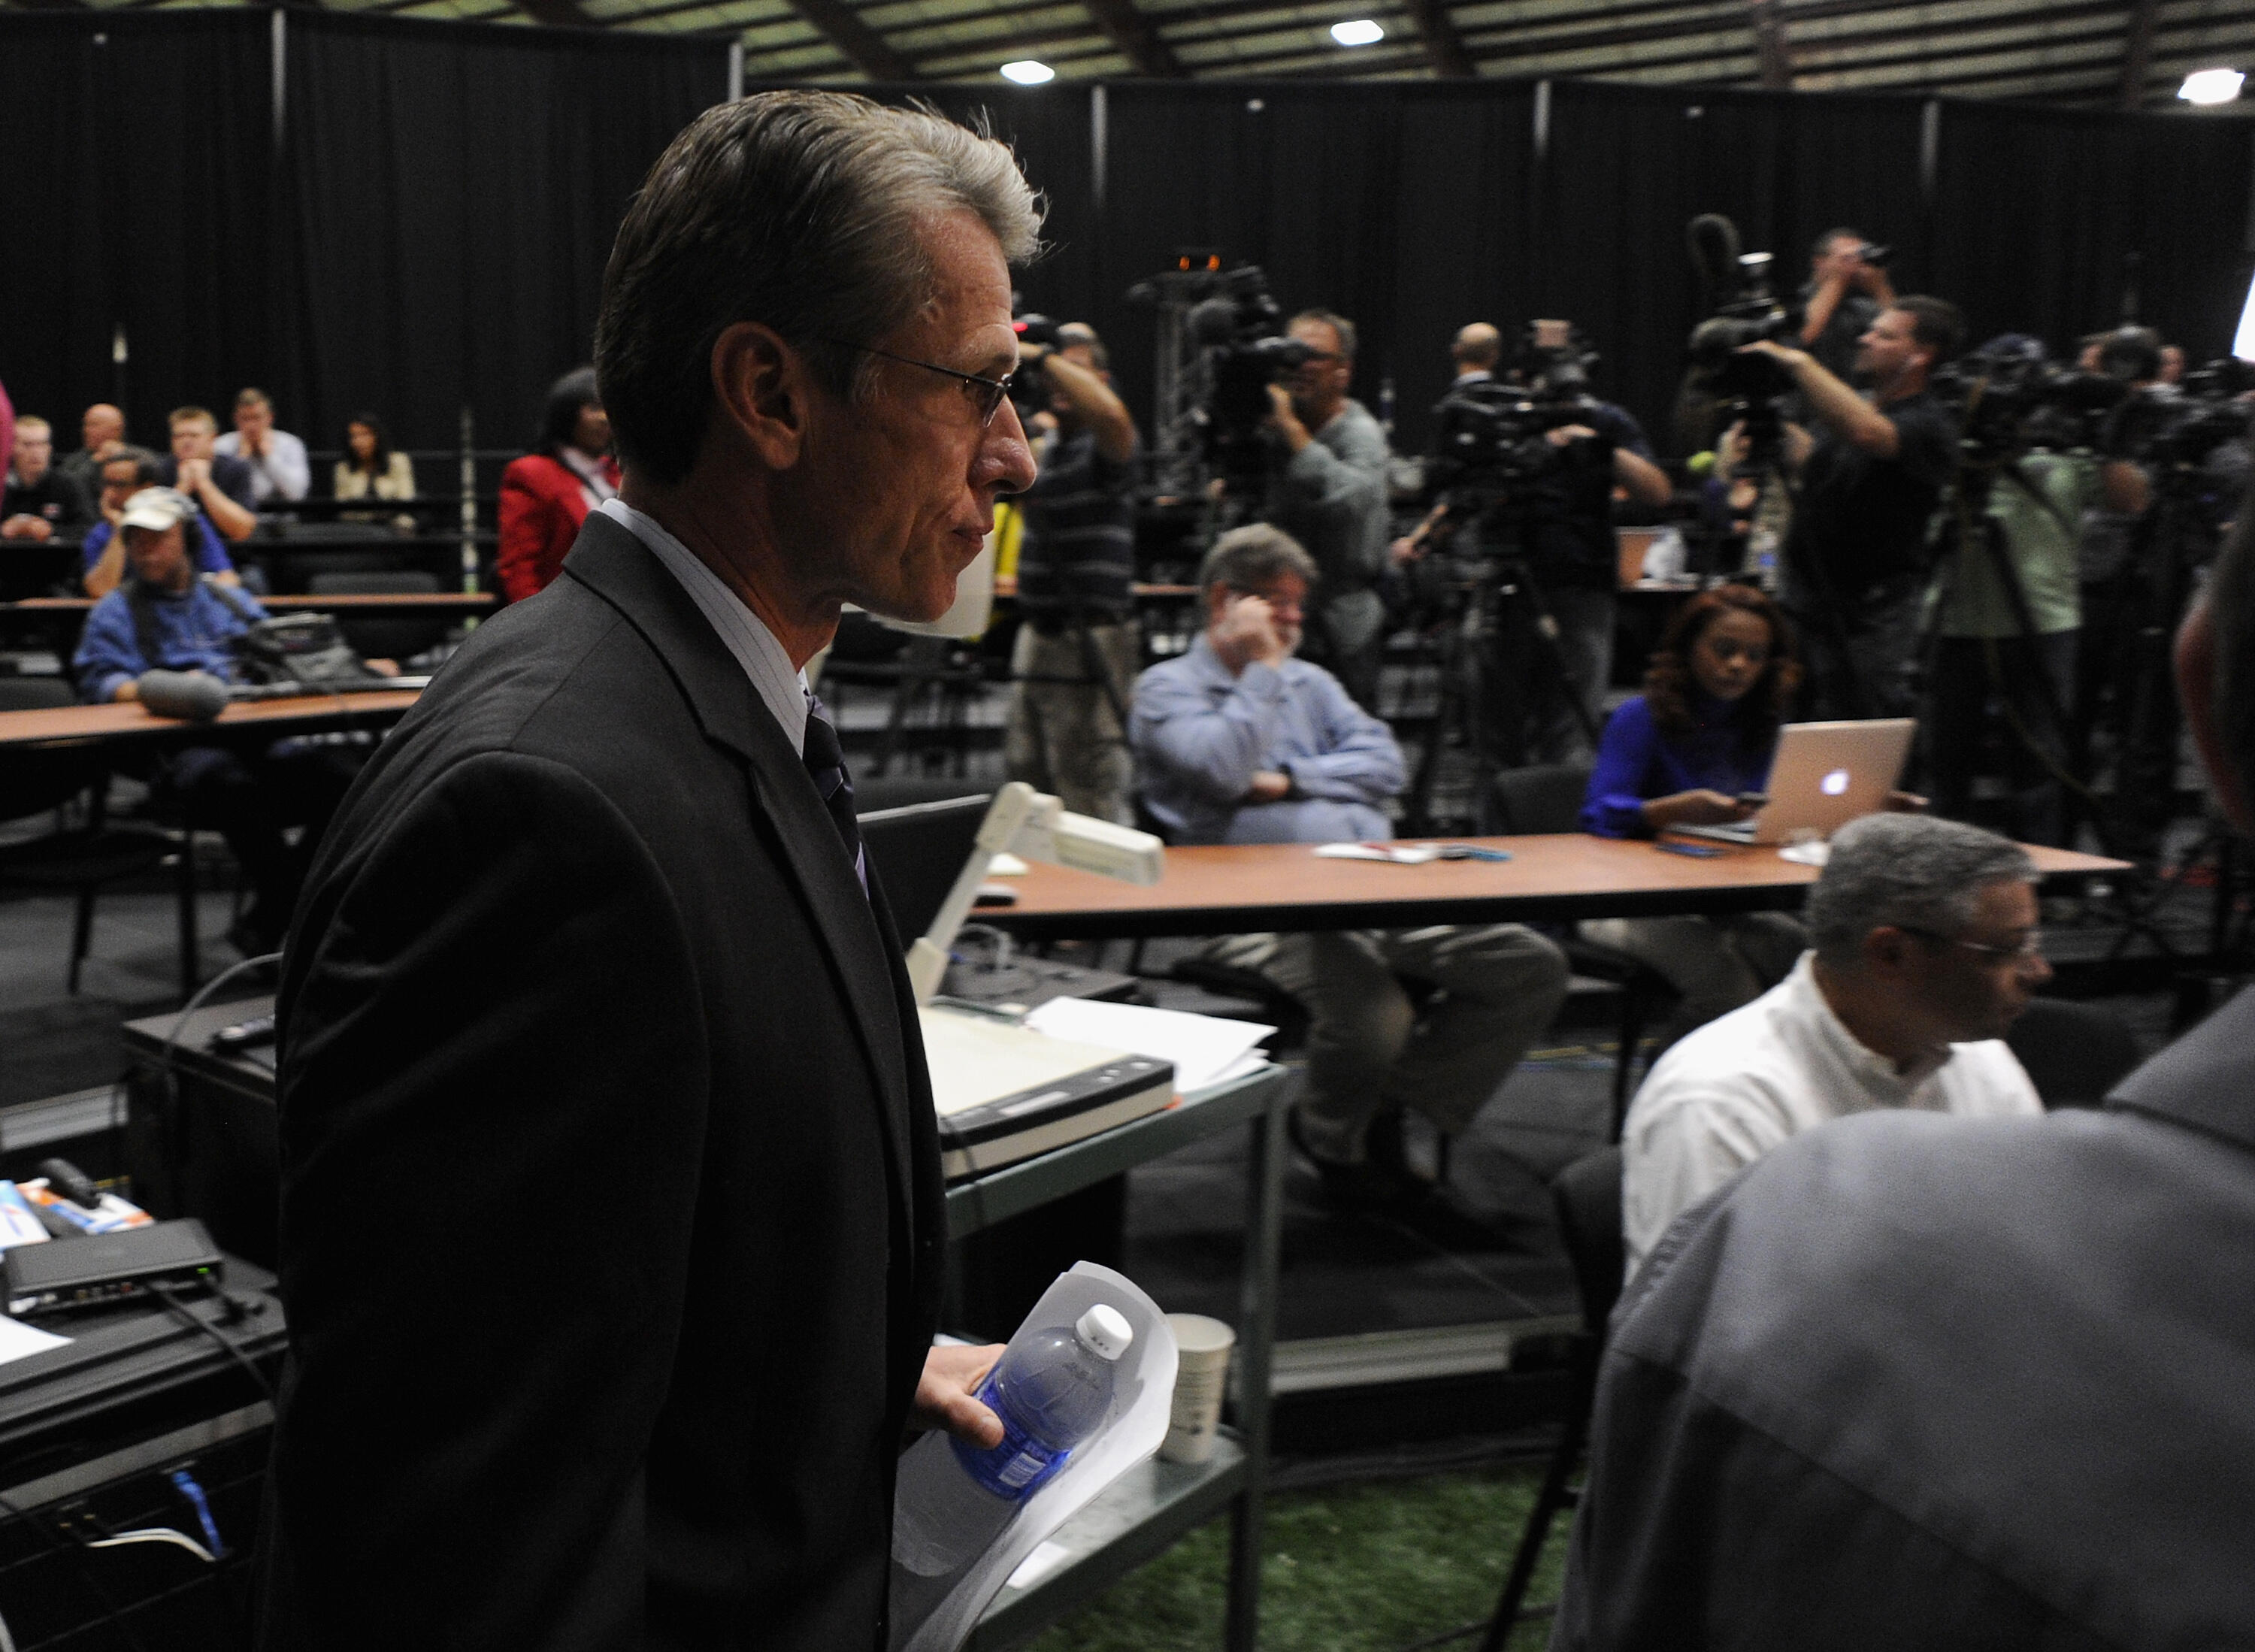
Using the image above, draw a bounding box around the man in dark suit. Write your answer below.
[259,92,1041,1650]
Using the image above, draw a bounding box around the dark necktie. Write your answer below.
[801,692,867,896]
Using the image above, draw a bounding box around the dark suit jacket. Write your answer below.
[258,511,945,1651]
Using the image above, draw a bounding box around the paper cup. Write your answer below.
[1158,1313,1236,1465]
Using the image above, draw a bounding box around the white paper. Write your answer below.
[1022,999,1274,1097]
[1314,841,1443,863]
[0,1315,70,1366]
[889,1262,1179,1652]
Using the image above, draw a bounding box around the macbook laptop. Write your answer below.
[1673,718,1916,846]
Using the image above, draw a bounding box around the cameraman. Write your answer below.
[1263,309,1391,712]
[1797,229,1897,386]
[1736,295,1965,719]
[1006,322,1142,825]
[1406,321,1672,765]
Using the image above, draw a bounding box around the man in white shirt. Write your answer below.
[213,387,310,504]
[1621,812,2047,1272]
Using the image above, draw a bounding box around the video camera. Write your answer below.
[1126,259,1315,490]
[1930,334,2132,464]
[1429,322,1603,498]
[1681,215,1796,462]
[2120,358,2255,470]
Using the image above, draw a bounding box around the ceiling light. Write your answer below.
[2235,268,2255,362]
[1330,18,1384,46]
[2178,67,2244,104]
[1000,59,1055,83]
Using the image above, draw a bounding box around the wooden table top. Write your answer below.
[979,834,2129,939]
[0,688,422,749]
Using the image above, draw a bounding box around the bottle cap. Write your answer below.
[1076,1303,1134,1361]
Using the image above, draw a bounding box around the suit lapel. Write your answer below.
[560,517,922,1210]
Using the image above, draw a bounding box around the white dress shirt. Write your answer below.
[1621,952,2042,1273]
[214,427,310,503]
[597,498,808,755]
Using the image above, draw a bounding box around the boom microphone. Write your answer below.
[1686,213,1744,307]
[135,670,230,723]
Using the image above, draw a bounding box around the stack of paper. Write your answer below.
[1022,999,1274,1095]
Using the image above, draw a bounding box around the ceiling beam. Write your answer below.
[1751,0,1791,86]
[1399,0,1477,77]
[1078,0,1185,74]
[2117,0,2160,109]
[514,0,595,24]
[781,0,915,77]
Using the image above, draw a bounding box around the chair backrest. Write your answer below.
[0,677,101,824]
[1551,1145,1627,1336]
[307,570,441,597]
[308,570,448,662]
[1489,764,1597,837]
[2005,997,2142,1110]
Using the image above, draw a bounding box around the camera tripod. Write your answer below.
[1404,518,1600,836]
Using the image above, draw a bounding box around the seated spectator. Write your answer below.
[57,403,126,501]
[1580,584,1809,1046]
[1132,524,1571,1208]
[72,488,358,954]
[214,387,310,504]
[1551,519,2255,1652]
[82,450,237,598]
[155,407,257,543]
[498,367,617,602]
[1619,812,2046,1274]
[332,413,416,519]
[2,416,94,539]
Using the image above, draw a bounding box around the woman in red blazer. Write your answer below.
[497,366,622,602]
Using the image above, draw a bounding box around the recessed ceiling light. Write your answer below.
[1000,59,1056,83]
[1330,18,1384,46]
[2179,67,2244,104]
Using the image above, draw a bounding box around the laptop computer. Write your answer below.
[857,794,993,945]
[1672,718,1916,846]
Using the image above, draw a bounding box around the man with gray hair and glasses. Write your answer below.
[1621,812,2047,1273]
[262,93,1036,1650]
[1553,504,2255,1646]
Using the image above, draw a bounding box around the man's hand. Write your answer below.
[0,514,52,541]
[240,428,268,459]
[1213,594,1288,672]
[1545,422,1600,448]
[1245,770,1291,803]
[1390,534,1424,566]
[1264,383,1311,452]
[1737,339,1812,374]
[177,456,210,492]
[911,1343,1005,1448]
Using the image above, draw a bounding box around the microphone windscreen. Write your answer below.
[137,670,230,723]
[1686,213,1742,296]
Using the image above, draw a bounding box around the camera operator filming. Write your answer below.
[1261,309,1392,713]
[1796,229,1898,388]
[1732,295,1966,719]
[1005,320,1143,826]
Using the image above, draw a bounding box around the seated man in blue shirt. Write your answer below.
[1133,524,1572,1208]
[74,487,356,955]
[81,448,238,598]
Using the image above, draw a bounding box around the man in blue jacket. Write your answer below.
[74,488,352,952]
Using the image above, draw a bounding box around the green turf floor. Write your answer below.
[1022,1463,1565,1652]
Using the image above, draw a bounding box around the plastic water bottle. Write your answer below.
[892,1304,1134,1577]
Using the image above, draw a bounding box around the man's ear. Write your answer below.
[1862,925,1915,976]
[710,322,816,470]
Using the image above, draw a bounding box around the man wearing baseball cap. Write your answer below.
[71,487,355,955]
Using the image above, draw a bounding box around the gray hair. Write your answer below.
[595,92,1044,485]
[1198,523,1319,595]
[1290,309,1358,362]
[1806,814,2036,969]
[2209,483,2255,806]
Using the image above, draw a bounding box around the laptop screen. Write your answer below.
[858,794,993,949]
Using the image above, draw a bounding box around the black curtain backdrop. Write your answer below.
[5,14,2251,467]
[286,14,728,460]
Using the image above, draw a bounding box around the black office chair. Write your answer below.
[1480,1144,1624,1650]
[0,678,192,994]
[2006,997,2142,1110]
[1488,764,1675,1136]
[308,570,449,664]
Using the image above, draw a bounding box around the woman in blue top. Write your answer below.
[1581,583,1809,1047]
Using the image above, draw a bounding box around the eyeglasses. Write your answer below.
[830,340,1016,426]
[1899,925,2045,960]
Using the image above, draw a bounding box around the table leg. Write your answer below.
[1224,1079,1287,1652]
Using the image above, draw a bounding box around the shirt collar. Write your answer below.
[1787,953,1952,1096]
[597,498,809,755]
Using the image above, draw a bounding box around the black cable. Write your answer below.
[147,1283,274,1408]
